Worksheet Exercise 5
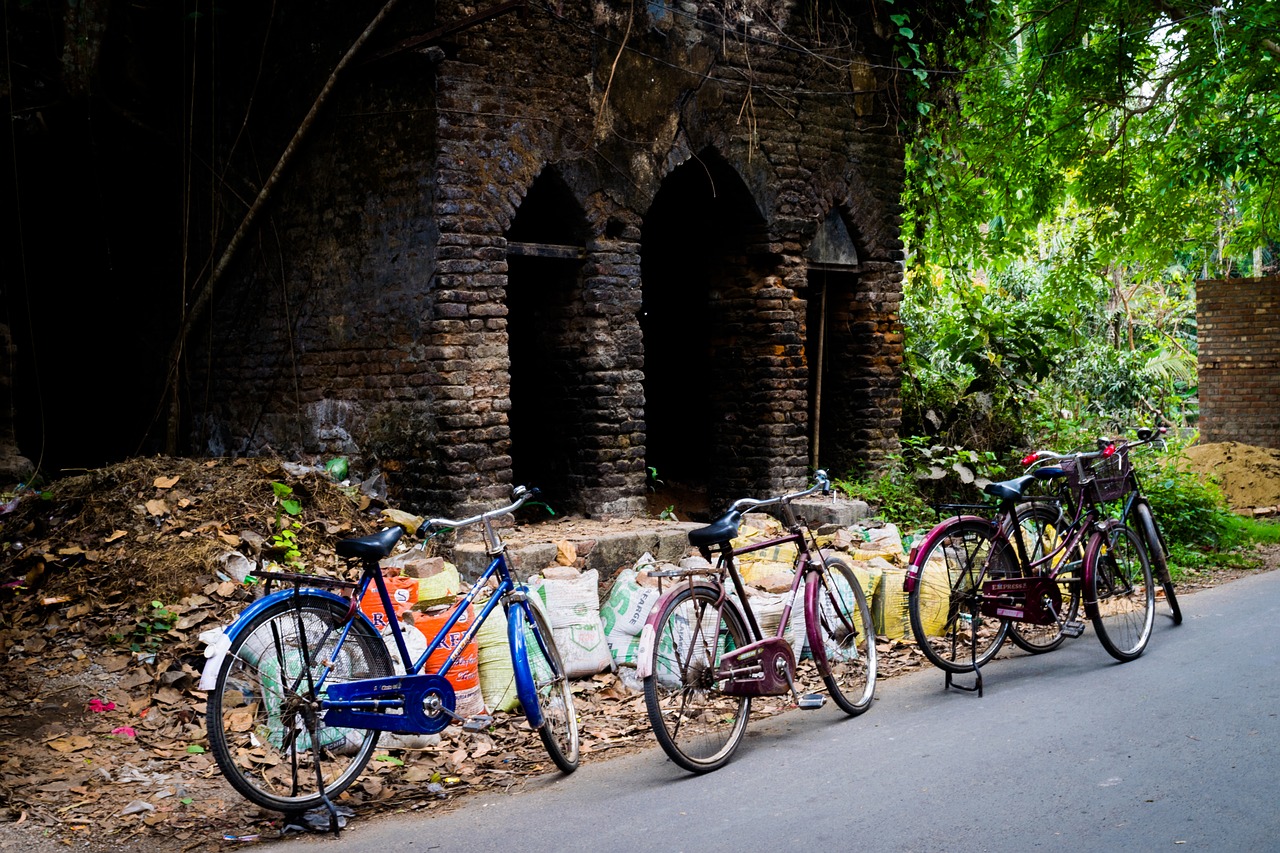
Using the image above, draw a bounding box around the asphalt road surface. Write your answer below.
[276,570,1280,853]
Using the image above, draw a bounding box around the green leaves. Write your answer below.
[905,0,1278,282]
[271,481,302,516]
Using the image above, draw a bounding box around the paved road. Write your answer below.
[276,571,1280,853]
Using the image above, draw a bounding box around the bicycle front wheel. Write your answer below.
[807,556,876,715]
[907,517,1011,673]
[1086,522,1156,662]
[1006,503,1083,654]
[1133,500,1182,625]
[643,584,752,773]
[208,594,393,813]
[513,600,580,772]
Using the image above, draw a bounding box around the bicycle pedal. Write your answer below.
[797,693,826,710]
[461,714,494,733]
[1062,620,1086,638]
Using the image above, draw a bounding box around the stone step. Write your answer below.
[450,496,869,581]
[452,521,700,580]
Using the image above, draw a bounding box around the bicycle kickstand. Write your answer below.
[943,611,984,697]
[944,663,983,698]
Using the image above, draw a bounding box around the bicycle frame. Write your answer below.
[638,477,853,690]
[228,527,555,737]
[905,486,1099,622]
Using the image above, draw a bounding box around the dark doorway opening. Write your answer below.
[505,170,588,512]
[640,151,768,518]
[805,207,864,476]
[806,270,861,473]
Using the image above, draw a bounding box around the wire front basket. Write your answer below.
[1061,448,1133,504]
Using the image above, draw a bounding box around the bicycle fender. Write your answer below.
[507,599,543,730]
[222,587,368,646]
[197,588,367,691]
[1082,519,1127,606]
[903,515,993,593]
[634,582,726,680]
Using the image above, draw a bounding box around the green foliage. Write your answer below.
[115,600,178,652]
[903,242,1200,449]
[906,0,1280,280]
[899,0,1275,460]
[270,482,305,569]
[836,440,1006,527]
[836,462,930,528]
[1140,454,1240,556]
[271,481,302,517]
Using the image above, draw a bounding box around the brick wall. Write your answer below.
[1196,277,1280,449]
[195,1,908,517]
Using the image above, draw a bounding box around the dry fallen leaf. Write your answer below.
[153,475,181,489]
[144,499,168,517]
[47,736,94,753]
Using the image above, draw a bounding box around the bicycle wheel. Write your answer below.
[208,594,393,813]
[643,584,752,773]
[1006,503,1083,654]
[513,599,580,772]
[1133,500,1182,625]
[907,517,1011,673]
[1086,522,1156,662]
[807,556,876,715]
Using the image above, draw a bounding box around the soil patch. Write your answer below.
[1182,442,1280,513]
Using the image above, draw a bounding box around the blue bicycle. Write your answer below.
[207,486,578,817]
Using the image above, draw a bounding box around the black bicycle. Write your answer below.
[1025,426,1181,625]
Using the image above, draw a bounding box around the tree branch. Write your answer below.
[162,0,407,452]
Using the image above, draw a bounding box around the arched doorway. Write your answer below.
[806,206,867,475]
[640,150,776,517]
[505,169,589,511]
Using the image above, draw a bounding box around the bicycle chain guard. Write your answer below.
[980,576,1062,625]
[324,672,457,735]
[718,636,795,697]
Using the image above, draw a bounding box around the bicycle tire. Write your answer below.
[1085,522,1156,662]
[807,556,876,714]
[513,599,580,772]
[1133,500,1182,625]
[643,584,752,773]
[208,594,393,813]
[907,517,1011,673]
[1005,503,1083,654]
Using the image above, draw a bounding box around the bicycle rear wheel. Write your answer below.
[208,594,392,813]
[643,584,752,773]
[513,599,580,772]
[907,517,1011,673]
[1133,500,1182,625]
[1086,522,1156,662]
[807,556,876,715]
[1006,503,1083,654]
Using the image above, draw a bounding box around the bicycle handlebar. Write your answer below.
[1022,426,1168,472]
[726,469,832,514]
[419,485,540,534]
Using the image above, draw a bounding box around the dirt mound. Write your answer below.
[1182,442,1280,512]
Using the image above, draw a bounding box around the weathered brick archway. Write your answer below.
[194,2,908,519]
[640,148,805,511]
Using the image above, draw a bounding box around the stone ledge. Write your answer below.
[453,521,701,580]
[449,496,870,580]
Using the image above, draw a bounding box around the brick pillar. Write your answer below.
[1196,277,1280,449]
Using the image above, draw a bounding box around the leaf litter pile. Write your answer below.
[7,456,1267,851]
